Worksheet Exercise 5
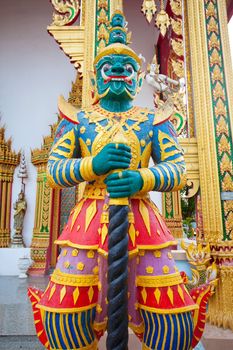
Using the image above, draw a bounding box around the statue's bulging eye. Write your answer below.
[125,64,134,74]
[102,63,112,72]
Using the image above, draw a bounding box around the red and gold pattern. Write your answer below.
[28,287,50,349]
[137,281,197,314]
[37,275,99,313]
[56,188,177,256]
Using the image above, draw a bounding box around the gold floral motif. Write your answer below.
[206,1,217,18]
[209,33,220,50]
[170,0,182,16]
[98,0,108,10]
[207,17,219,35]
[72,249,79,257]
[218,135,231,154]
[171,59,184,78]
[215,99,226,117]
[98,23,109,41]
[87,250,95,258]
[210,48,221,66]
[224,201,233,212]
[213,82,225,101]
[77,262,85,271]
[212,65,223,82]
[141,0,157,23]
[155,7,170,38]
[98,8,108,25]
[222,173,233,191]
[171,38,184,57]
[220,154,232,175]
[163,265,170,274]
[171,17,182,36]
[154,250,161,258]
[146,266,154,274]
[216,117,229,136]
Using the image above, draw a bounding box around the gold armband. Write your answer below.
[80,157,98,182]
[138,168,155,193]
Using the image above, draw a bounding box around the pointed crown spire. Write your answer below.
[94,10,142,66]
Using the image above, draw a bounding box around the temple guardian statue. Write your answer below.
[28,10,214,350]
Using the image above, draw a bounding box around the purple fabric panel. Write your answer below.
[56,247,98,275]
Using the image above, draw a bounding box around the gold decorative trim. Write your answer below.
[186,0,223,242]
[51,269,99,287]
[138,303,198,314]
[136,272,183,287]
[37,303,97,314]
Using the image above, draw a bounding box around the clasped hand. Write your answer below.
[92,143,143,198]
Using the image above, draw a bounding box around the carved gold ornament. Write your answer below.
[206,1,217,18]
[207,17,219,35]
[50,0,80,26]
[212,65,223,82]
[141,0,157,23]
[218,134,231,154]
[222,173,233,191]
[209,33,220,50]
[171,17,182,36]
[220,154,232,175]
[213,82,225,101]
[215,99,226,117]
[170,0,182,17]
[171,59,184,78]
[155,1,170,37]
[171,38,183,57]
[181,241,211,266]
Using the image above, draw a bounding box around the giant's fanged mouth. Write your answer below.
[101,67,134,86]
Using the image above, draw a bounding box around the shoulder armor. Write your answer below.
[153,98,174,126]
[58,95,80,124]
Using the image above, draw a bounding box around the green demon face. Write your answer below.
[95,54,141,101]
[109,29,127,44]
[111,13,125,28]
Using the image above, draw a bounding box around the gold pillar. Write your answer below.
[187,0,233,329]
[0,127,20,247]
[29,129,61,275]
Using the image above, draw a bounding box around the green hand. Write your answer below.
[105,170,143,198]
[93,143,131,176]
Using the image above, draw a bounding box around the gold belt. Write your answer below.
[83,184,149,200]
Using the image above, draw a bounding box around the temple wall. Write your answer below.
[0,0,162,250]
[0,0,75,247]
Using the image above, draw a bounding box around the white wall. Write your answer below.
[0,0,75,246]
[0,0,162,248]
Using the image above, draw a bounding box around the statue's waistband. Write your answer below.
[83,183,149,200]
